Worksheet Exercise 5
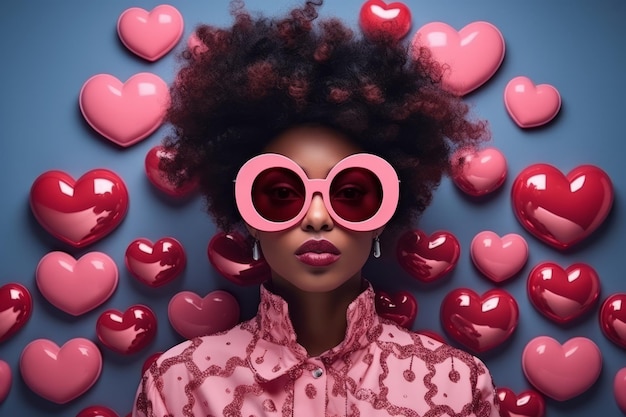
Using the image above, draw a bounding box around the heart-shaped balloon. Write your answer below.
[0,360,11,403]
[0,282,32,343]
[207,232,270,286]
[168,290,240,339]
[504,76,561,128]
[450,147,507,196]
[96,305,157,355]
[30,169,129,248]
[79,73,169,147]
[20,338,102,404]
[359,0,412,40]
[615,368,626,414]
[145,145,198,197]
[36,251,118,316]
[496,388,545,417]
[470,231,528,283]
[522,336,602,401]
[410,21,505,95]
[599,293,626,349]
[440,288,519,353]
[528,262,600,324]
[511,163,613,250]
[125,237,186,288]
[117,5,183,61]
[76,405,120,417]
[396,230,460,283]
[374,290,417,329]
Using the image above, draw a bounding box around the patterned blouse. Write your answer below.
[133,282,499,417]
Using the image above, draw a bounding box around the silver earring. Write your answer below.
[252,239,261,261]
[373,236,381,258]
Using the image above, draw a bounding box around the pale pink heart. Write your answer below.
[470,231,528,282]
[450,147,507,196]
[615,368,626,414]
[522,336,602,401]
[117,5,184,61]
[36,251,118,316]
[79,73,169,147]
[168,290,240,339]
[0,360,11,403]
[504,76,561,128]
[19,338,102,404]
[410,21,505,95]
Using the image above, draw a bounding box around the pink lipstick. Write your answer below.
[295,239,341,267]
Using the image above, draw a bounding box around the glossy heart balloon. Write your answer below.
[396,230,460,283]
[470,231,528,283]
[79,73,168,147]
[522,336,602,401]
[145,145,198,197]
[117,5,183,61]
[599,293,626,349]
[125,237,186,288]
[20,338,102,404]
[168,290,240,339]
[504,76,561,128]
[374,290,417,329]
[96,305,157,355]
[30,169,129,248]
[511,163,613,250]
[76,405,120,417]
[440,288,519,353]
[528,262,600,324]
[450,147,507,196]
[207,232,270,286]
[496,388,545,417]
[359,0,412,40]
[36,251,118,316]
[615,368,626,414]
[410,21,505,95]
[0,282,32,343]
[0,360,11,403]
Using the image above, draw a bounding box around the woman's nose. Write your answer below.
[300,193,334,232]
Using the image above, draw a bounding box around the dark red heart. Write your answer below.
[207,232,270,286]
[0,283,32,343]
[76,405,120,417]
[359,0,412,40]
[496,388,546,417]
[96,305,157,355]
[396,230,460,283]
[599,293,626,349]
[375,290,417,329]
[125,237,186,287]
[144,145,198,197]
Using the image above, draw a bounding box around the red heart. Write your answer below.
[600,293,626,349]
[96,305,157,355]
[168,290,240,339]
[359,0,412,40]
[511,164,613,250]
[440,288,519,353]
[144,145,198,197]
[207,232,270,286]
[396,230,460,283]
[30,169,129,248]
[76,405,120,417]
[528,262,600,324]
[125,237,186,287]
[374,290,417,329]
[0,283,32,343]
[496,388,546,417]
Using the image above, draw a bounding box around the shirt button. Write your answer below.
[311,368,323,378]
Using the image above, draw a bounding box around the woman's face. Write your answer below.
[245,125,384,293]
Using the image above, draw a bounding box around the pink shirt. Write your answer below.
[133,283,499,417]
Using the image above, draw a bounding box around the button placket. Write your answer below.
[293,359,327,417]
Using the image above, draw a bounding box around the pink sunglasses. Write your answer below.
[234,153,399,232]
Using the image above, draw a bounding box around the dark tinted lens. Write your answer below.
[251,168,306,222]
[330,167,383,222]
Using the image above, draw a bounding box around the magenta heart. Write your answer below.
[528,262,600,324]
[19,338,102,404]
[511,163,613,249]
[374,290,417,329]
[0,282,32,343]
[522,336,601,401]
[615,368,626,414]
[79,73,169,147]
[144,145,198,197]
[76,405,120,417]
[96,305,157,355]
[599,293,626,349]
[207,231,270,286]
[504,76,561,128]
[117,5,183,61]
[36,251,118,316]
[450,147,507,196]
[496,388,545,417]
[168,290,240,339]
[395,229,460,283]
[30,169,129,248]
[0,360,11,403]
[125,237,186,287]
[470,231,528,283]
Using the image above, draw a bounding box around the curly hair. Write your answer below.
[162,0,489,238]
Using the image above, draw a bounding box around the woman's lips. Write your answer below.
[295,239,341,267]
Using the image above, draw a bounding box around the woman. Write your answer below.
[133,1,499,416]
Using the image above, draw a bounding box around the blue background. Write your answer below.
[1,1,625,416]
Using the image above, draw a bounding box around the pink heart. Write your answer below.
[411,21,505,95]
[0,360,11,403]
[522,336,602,401]
[19,338,102,404]
[615,368,626,414]
[79,73,169,147]
[470,231,528,283]
[450,147,507,196]
[168,290,240,339]
[125,237,186,288]
[36,251,118,316]
[117,5,184,61]
[504,76,561,128]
